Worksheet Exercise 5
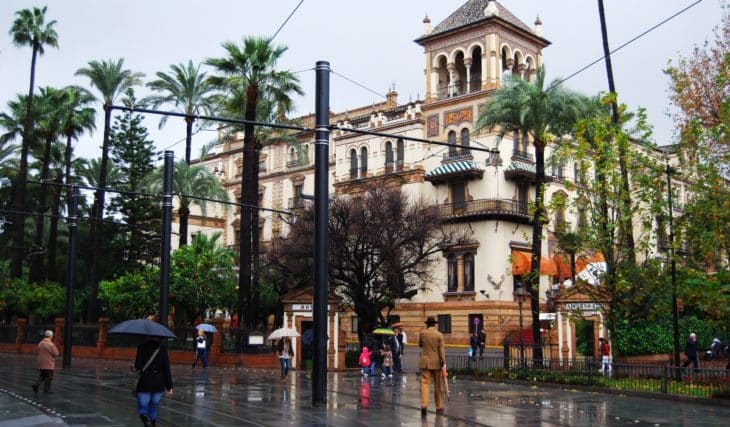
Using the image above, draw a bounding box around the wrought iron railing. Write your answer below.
[512,149,533,161]
[436,198,528,220]
[442,151,473,162]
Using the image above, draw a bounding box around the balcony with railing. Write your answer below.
[435,198,530,224]
[288,196,312,210]
[442,150,473,163]
[512,149,533,162]
[286,158,311,170]
[384,160,405,174]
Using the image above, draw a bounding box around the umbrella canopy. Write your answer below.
[267,327,300,341]
[196,323,217,333]
[372,327,395,336]
[108,319,176,339]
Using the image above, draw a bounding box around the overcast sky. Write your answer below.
[0,0,723,163]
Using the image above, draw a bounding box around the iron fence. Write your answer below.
[70,324,98,346]
[0,325,15,343]
[445,353,730,399]
[220,329,275,355]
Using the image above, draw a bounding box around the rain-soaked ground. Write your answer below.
[0,353,728,426]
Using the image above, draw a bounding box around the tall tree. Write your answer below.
[58,86,96,210]
[273,184,470,343]
[108,89,161,268]
[8,5,59,278]
[75,58,143,321]
[206,36,303,328]
[477,67,584,362]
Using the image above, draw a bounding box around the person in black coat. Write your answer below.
[133,338,173,427]
[681,332,700,373]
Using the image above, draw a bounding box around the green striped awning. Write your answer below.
[425,160,484,183]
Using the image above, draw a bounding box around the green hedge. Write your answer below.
[615,315,727,356]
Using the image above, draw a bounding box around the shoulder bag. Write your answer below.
[132,347,160,396]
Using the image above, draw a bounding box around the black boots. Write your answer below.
[139,414,151,427]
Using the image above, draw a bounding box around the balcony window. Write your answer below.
[396,138,404,169]
[385,140,394,173]
[448,131,457,156]
[447,255,457,292]
[360,147,368,177]
[464,253,474,291]
[349,149,358,179]
[461,128,470,155]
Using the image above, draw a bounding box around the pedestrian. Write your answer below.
[277,337,294,381]
[133,337,173,427]
[598,337,612,376]
[394,326,405,373]
[381,343,393,378]
[359,346,372,377]
[469,331,479,362]
[389,332,402,374]
[681,332,700,373]
[192,329,208,369]
[367,334,381,376]
[419,316,446,416]
[479,327,487,358]
[31,330,59,393]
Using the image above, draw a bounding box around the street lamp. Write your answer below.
[665,158,680,373]
[514,285,530,370]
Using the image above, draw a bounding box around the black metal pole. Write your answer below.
[666,160,680,371]
[62,186,78,369]
[312,60,330,406]
[159,151,174,330]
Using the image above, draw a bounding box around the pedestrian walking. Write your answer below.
[394,326,405,373]
[479,327,487,358]
[31,330,59,393]
[277,337,294,381]
[598,337,612,376]
[469,332,479,362]
[191,329,208,369]
[681,332,700,373]
[359,346,372,377]
[419,316,446,416]
[133,337,173,427]
[381,344,393,378]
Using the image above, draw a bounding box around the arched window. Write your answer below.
[448,131,457,156]
[302,145,309,163]
[396,138,404,169]
[289,147,296,162]
[385,140,394,172]
[349,149,358,179]
[360,146,368,177]
[464,253,474,291]
[460,128,470,154]
[447,255,457,292]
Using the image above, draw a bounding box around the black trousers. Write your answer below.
[33,369,54,391]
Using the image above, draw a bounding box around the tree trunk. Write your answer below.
[87,104,112,322]
[529,140,546,364]
[46,171,63,282]
[11,44,39,278]
[178,206,189,247]
[30,135,54,283]
[184,116,194,165]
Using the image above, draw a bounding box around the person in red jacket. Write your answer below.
[599,337,612,377]
[32,330,59,393]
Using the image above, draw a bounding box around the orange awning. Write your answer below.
[511,250,558,276]
[576,252,605,273]
[553,254,572,278]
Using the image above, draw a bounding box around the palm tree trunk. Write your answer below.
[185,116,194,165]
[46,171,63,282]
[238,84,259,330]
[30,135,54,283]
[529,141,546,364]
[178,206,189,247]
[11,44,39,278]
[87,103,112,322]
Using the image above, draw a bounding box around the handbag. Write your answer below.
[132,347,160,396]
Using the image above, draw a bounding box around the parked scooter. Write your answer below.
[705,338,729,360]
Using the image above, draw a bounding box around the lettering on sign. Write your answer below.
[539,313,557,321]
[291,303,331,312]
[444,107,473,127]
[427,114,440,137]
[564,302,602,312]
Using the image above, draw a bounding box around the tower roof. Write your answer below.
[415,0,548,45]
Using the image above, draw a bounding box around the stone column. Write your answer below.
[430,66,440,101]
[463,58,472,93]
[517,63,526,80]
[54,318,64,347]
[446,63,456,97]
[97,317,109,353]
[16,318,27,352]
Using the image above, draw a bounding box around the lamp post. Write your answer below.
[666,159,680,373]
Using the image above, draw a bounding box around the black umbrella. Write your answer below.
[108,319,176,339]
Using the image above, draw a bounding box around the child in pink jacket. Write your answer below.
[359,346,372,377]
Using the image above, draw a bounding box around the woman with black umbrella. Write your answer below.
[132,337,173,427]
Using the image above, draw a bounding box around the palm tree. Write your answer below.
[145,60,217,165]
[206,36,303,328]
[8,5,59,278]
[29,87,65,283]
[477,67,584,362]
[58,86,96,208]
[144,161,229,247]
[76,58,143,321]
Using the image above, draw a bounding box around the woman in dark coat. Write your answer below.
[133,338,173,427]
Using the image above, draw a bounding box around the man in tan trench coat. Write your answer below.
[32,330,59,393]
[419,316,446,415]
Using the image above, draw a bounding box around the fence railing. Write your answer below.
[445,350,730,399]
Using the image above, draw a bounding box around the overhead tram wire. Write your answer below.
[269,0,305,42]
[0,208,177,235]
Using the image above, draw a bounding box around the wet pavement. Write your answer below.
[0,353,728,426]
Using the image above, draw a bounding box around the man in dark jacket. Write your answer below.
[681,332,700,373]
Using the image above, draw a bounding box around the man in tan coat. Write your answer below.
[418,316,446,415]
[32,330,59,393]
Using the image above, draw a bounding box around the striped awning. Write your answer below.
[425,160,484,183]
